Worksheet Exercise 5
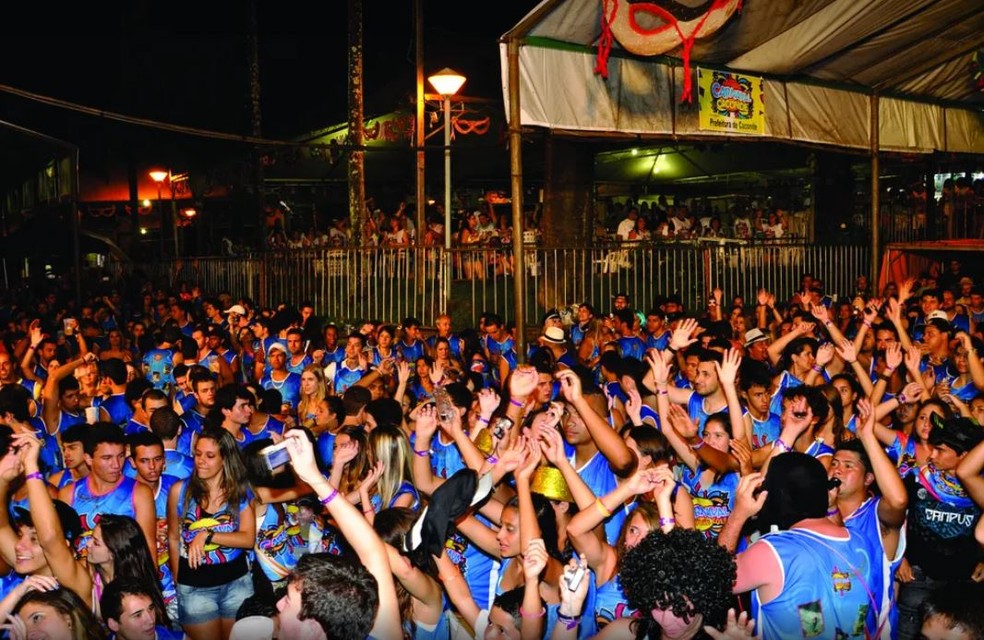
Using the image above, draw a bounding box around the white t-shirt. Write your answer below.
[616,217,636,240]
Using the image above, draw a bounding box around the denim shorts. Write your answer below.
[176,572,254,625]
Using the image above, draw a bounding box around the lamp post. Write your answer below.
[149,170,168,259]
[427,68,466,249]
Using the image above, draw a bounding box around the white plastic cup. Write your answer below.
[85,407,99,424]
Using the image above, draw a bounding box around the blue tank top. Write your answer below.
[769,371,804,417]
[93,394,132,429]
[617,336,646,361]
[175,391,197,414]
[255,501,298,582]
[398,340,426,364]
[70,476,139,558]
[152,475,179,608]
[260,372,302,411]
[680,466,739,540]
[565,444,626,546]
[843,497,904,639]
[686,392,728,438]
[56,409,85,435]
[594,573,637,628]
[752,527,883,639]
[249,415,285,442]
[287,354,313,376]
[749,411,781,449]
[333,363,367,395]
[177,482,252,571]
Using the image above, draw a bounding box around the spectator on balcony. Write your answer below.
[733,208,753,240]
[615,206,638,241]
[458,214,485,281]
[761,209,787,239]
[627,216,650,242]
[669,205,694,237]
[703,216,725,238]
[327,217,348,247]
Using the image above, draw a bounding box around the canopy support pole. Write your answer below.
[870,94,880,289]
[507,38,526,362]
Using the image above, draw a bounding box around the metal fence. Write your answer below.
[112,241,870,327]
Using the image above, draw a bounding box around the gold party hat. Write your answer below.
[473,427,494,456]
[531,465,574,503]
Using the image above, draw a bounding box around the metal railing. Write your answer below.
[111,241,870,327]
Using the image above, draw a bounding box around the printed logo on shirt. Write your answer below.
[797,601,824,637]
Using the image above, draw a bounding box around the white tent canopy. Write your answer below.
[500,0,984,153]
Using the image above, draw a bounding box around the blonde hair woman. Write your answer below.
[297,363,327,430]
[362,425,419,522]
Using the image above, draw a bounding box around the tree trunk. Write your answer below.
[540,136,594,310]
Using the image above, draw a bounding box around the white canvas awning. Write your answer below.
[501,0,984,153]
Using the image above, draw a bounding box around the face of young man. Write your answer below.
[109,593,159,640]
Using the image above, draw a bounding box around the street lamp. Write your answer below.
[149,170,168,258]
[428,68,466,249]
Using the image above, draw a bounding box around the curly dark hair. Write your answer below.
[620,528,736,639]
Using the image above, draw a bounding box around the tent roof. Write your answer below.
[504,0,984,106]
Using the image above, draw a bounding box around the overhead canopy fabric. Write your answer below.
[501,0,984,153]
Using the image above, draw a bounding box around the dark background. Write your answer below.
[0,1,534,161]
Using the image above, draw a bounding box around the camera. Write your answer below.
[491,416,513,441]
[260,441,291,471]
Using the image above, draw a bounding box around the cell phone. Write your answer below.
[491,417,513,441]
[565,565,586,591]
[260,442,291,471]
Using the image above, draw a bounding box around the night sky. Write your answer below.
[0,1,535,160]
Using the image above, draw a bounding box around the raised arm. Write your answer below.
[956,332,984,392]
[767,322,816,368]
[18,434,93,607]
[557,370,636,477]
[410,405,441,496]
[855,400,907,532]
[42,353,97,435]
[283,429,401,640]
[835,338,873,397]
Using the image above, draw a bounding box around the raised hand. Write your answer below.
[494,436,527,477]
[756,288,770,307]
[835,338,857,364]
[783,396,815,438]
[730,438,754,476]
[556,369,583,403]
[396,361,411,386]
[862,299,880,325]
[856,397,873,425]
[414,404,439,443]
[429,360,445,384]
[478,388,501,416]
[332,439,360,468]
[624,466,660,497]
[669,318,700,352]
[904,345,923,373]
[715,348,742,387]
[816,342,835,367]
[898,277,916,304]
[667,403,698,439]
[646,349,672,384]
[522,538,548,581]
[885,297,903,324]
[515,437,542,483]
[732,472,767,519]
[796,321,817,337]
[884,342,903,372]
[625,388,644,426]
[558,554,590,616]
[509,365,539,399]
[652,465,676,504]
[809,301,830,325]
[359,460,385,493]
[536,423,566,466]
[704,608,759,640]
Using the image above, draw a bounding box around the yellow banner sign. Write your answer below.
[698,68,765,135]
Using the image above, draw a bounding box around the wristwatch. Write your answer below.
[204,531,215,547]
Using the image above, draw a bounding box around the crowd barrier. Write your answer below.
[112,242,871,328]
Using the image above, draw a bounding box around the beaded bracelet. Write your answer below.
[772,438,792,454]
[320,487,339,507]
[557,613,580,630]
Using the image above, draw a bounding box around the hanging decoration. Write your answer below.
[596,0,742,102]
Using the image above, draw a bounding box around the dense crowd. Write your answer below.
[0,261,982,640]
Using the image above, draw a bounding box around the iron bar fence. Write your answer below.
[110,241,870,328]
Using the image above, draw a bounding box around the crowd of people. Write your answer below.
[0,261,982,640]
